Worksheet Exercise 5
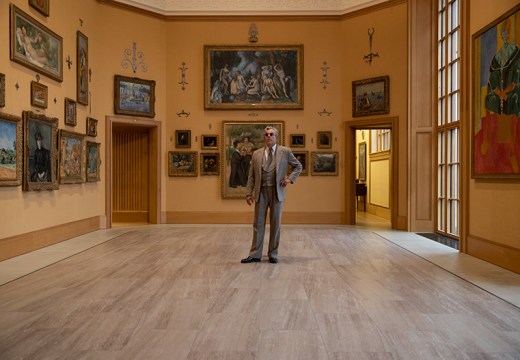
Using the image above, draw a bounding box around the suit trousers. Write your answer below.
[249,186,284,259]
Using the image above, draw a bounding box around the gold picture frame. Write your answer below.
[59,129,86,184]
[168,151,198,177]
[31,81,48,108]
[0,112,22,186]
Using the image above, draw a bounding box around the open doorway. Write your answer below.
[105,116,161,229]
[345,117,398,229]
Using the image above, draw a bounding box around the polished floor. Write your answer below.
[0,212,519,359]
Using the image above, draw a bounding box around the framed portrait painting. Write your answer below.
[168,151,197,177]
[175,130,191,148]
[311,151,339,176]
[22,111,59,191]
[114,75,156,118]
[352,75,389,117]
[317,131,332,149]
[10,4,63,82]
[0,112,22,186]
[472,4,520,178]
[200,152,220,176]
[221,120,285,199]
[59,130,86,184]
[86,141,101,182]
[205,45,303,110]
[358,142,366,181]
[86,117,98,137]
[77,31,88,105]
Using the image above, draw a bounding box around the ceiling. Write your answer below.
[109,0,389,16]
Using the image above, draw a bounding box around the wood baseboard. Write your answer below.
[467,234,520,274]
[0,216,101,261]
[166,211,344,224]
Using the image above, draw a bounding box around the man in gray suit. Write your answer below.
[241,126,302,264]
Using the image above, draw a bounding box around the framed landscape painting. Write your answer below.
[10,4,63,82]
[31,81,48,108]
[0,112,22,186]
[22,111,59,191]
[114,75,155,118]
[311,151,339,176]
[221,120,285,198]
[59,130,86,184]
[205,45,303,110]
[472,4,520,178]
[352,75,389,117]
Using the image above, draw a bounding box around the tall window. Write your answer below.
[370,129,391,153]
[437,0,460,238]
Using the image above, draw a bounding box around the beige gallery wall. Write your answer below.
[466,0,520,269]
[0,0,166,239]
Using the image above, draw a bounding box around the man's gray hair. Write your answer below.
[264,126,278,137]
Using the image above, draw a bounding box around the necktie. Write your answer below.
[267,148,273,167]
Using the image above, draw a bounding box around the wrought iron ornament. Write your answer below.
[320,61,330,89]
[363,28,379,65]
[179,62,188,90]
[249,23,258,43]
[121,42,148,74]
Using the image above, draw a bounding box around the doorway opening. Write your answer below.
[105,116,161,229]
[346,118,398,229]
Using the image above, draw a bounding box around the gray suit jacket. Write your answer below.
[246,145,302,202]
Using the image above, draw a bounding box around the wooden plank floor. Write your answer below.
[1,225,520,359]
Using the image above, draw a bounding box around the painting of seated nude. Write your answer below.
[205,45,303,110]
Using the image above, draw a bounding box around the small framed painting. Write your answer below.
[59,129,86,184]
[168,151,198,177]
[289,150,308,176]
[86,117,98,137]
[201,134,218,150]
[114,75,155,118]
[76,31,88,105]
[86,141,101,182]
[0,73,5,107]
[352,75,390,117]
[311,151,338,176]
[64,97,77,126]
[31,81,48,108]
[29,0,50,17]
[200,152,220,175]
[317,131,332,149]
[0,112,22,186]
[290,134,305,148]
[175,130,191,148]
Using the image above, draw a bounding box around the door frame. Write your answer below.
[345,117,399,229]
[105,116,161,228]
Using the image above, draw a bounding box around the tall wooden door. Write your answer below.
[112,126,150,223]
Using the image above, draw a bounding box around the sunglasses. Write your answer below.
[265,133,276,137]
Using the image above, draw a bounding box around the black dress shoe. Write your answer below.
[269,257,278,264]
[241,256,261,263]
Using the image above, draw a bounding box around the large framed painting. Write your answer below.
[86,141,101,182]
[22,111,59,191]
[10,4,63,82]
[168,151,198,177]
[352,75,389,117]
[221,120,285,199]
[77,31,89,105]
[311,151,339,176]
[0,112,22,186]
[59,130,86,184]
[205,45,303,110]
[472,4,520,178]
[114,75,156,118]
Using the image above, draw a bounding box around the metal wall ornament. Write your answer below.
[320,61,329,89]
[249,23,258,43]
[179,62,188,90]
[121,42,147,74]
[363,28,379,65]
